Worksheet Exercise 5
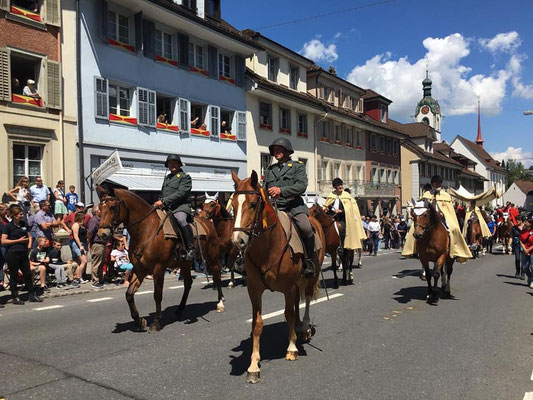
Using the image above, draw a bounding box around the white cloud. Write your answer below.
[333,32,342,39]
[300,38,338,63]
[490,147,533,167]
[479,31,521,53]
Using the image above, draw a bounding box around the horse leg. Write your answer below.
[331,253,339,289]
[444,258,454,297]
[341,252,347,285]
[176,261,193,315]
[357,249,362,268]
[284,286,298,361]
[212,261,225,313]
[420,259,432,303]
[148,264,164,333]
[246,283,264,384]
[432,260,443,304]
[229,265,235,289]
[126,271,147,330]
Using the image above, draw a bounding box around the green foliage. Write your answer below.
[505,159,532,189]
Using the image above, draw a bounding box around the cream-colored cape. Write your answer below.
[323,191,366,250]
[462,206,492,239]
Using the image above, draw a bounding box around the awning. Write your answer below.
[106,172,235,193]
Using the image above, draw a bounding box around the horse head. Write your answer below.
[411,199,438,239]
[97,188,123,242]
[201,192,220,219]
[231,170,275,251]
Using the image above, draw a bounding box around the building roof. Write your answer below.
[362,89,392,104]
[307,66,366,96]
[514,180,533,194]
[454,135,506,173]
[459,167,488,180]
[389,120,435,138]
[402,139,463,168]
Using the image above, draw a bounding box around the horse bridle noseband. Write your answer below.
[99,195,156,232]
[232,189,277,239]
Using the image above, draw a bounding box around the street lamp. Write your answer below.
[524,110,533,115]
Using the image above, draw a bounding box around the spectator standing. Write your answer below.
[519,219,533,288]
[361,217,369,253]
[511,217,524,279]
[29,237,50,293]
[71,212,89,284]
[53,180,68,216]
[7,177,31,215]
[29,176,50,211]
[65,186,79,214]
[32,200,61,246]
[367,215,382,256]
[23,79,41,99]
[486,215,496,254]
[111,241,133,286]
[383,218,392,249]
[1,205,42,304]
[0,203,9,291]
[87,206,106,289]
[64,202,91,228]
[397,218,408,248]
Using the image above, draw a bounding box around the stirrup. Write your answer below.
[302,259,315,278]
[336,246,344,257]
[186,248,196,261]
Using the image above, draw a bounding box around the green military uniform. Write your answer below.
[160,169,192,215]
[263,160,308,217]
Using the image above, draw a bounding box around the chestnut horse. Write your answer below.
[231,171,325,384]
[497,215,513,254]
[309,204,362,287]
[200,196,243,288]
[97,187,225,333]
[411,199,454,304]
[465,216,482,259]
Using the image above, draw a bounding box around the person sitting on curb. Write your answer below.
[29,236,50,294]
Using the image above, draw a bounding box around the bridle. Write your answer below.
[203,201,233,221]
[232,188,277,239]
[99,195,156,232]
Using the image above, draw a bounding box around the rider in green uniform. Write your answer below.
[263,138,315,278]
[154,154,195,260]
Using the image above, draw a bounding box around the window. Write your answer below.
[289,65,299,90]
[334,125,341,143]
[12,0,40,13]
[268,56,279,82]
[355,129,363,147]
[108,10,129,44]
[155,29,173,59]
[279,108,291,133]
[235,111,247,141]
[259,102,272,128]
[156,94,175,125]
[209,105,220,137]
[334,162,341,178]
[319,160,328,181]
[380,105,387,123]
[260,153,271,180]
[12,144,42,187]
[179,98,191,132]
[351,97,357,111]
[324,86,332,102]
[297,113,307,135]
[371,167,377,183]
[109,84,131,116]
[319,121,330,141]
[371,134,377,151]
[344,164,351,181]
[206,0,221,19]
[189,43,204,69]
[422,117,429,125]
[218,53,231,78]
[137,87,156,127]
[393,140,399,156]
[9,50,46,106]
[387,138,392,154]
[379,136,385,153]
[94,77,108,119]
[182,0,197,12]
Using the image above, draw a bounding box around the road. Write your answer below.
[0,248,531,400]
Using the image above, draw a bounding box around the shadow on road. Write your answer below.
[502,281,530,288]
[496,274,520,279]
[393,269,420,279]
[229,321,309,377]
[392,286,458,304]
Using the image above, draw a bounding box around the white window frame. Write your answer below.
[234,111,246,141]
[188,42,205,70]
[94,77,109,119]
[267,55,279,82]
[380,104,387,122]
[137,87,156,127]
[12,143,43,187]
[218,52,232,78]
[179,97,191,133]
[260,152,271,180]
[108,82,132,117]
[107,9,130,44]
[289,65,299,90]
[208,105,220,137]
[155,28,173,59]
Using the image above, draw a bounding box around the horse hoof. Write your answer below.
[148,322,161,334]
[285,351,298,361]
[136,317,147,331]
[246,371,260,384]
[228,282,234,289]
[216,300,225,313]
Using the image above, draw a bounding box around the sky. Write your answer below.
[223,0,533,166]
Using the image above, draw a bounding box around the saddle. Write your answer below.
[276,211,322,257]
[156,210,207,240]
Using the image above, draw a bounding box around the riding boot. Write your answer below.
[302,236,316,278]
[179,224,196,261]
[29,291,43,303]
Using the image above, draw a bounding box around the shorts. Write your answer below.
[118,262,133,271]
[70,239,87,257]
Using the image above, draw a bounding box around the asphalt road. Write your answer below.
[0,247,531,400]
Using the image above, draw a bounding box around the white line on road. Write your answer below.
[169,285,184,290]
[523,392,533,400]
[530,369,533,381]
[137,290,153,295]
[33,305,64,311]
[87,297,114,303]
[246,293,344,323]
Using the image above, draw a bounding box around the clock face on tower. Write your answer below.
[421,105,430,115]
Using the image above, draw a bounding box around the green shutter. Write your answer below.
[45,0,61,27]
[46,60,62,109]
[0,48,11,102]
[0,0,9,11]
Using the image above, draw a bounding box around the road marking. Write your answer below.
[137,290,153,295]
[530,369,533,381]
[87,297,113,303]
[169,285,184,290]
[33,305,63,311]
[246,293,344,322]
[523,392,533,400]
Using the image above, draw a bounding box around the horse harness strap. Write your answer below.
[132,212,168,261]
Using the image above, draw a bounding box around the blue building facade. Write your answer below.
[78,0,259,202]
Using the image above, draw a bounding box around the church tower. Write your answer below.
[414,71,442,142]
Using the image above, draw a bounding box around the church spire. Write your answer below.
[422,69,432,97]
[475,100,484,147]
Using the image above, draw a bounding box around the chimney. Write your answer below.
[475,100,484,147]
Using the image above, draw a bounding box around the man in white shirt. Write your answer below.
[367,215,381,256]
[22,79,41,99]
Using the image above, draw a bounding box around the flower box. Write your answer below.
[280,128,291,134]
[259,123,273,130]
[297,131,308,138]
[346,143,353,148]
[110,113,137,125]
[155,55,178,67]
[320,137,330,143]
[356,145,363,150]
[189,65,209,76]
[219,75,235,84]
[108,38,135,53]
[12,94,42,108]
[156,122,179,132]
[334,140,342,145]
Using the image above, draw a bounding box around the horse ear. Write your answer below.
[250,170,259,189]
[231,170,240,186]
[214,192,219,200]
[96,184,114,200]
[204,192,209,198]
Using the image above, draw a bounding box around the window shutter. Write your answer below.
[234,55,245,87]
[97,0,108,42]
[236,111,246,141]
[178,34,189,68]
[208,106,220,137]
[134,12,143,53]
[0,0,9,11]
[138,87,148,126]
[45,0,61,26]
[142,20,155,59]
[148,90,156,127]
[207,45,217,79]
[94,77,108,119]
[179,98,190,133]
[46,60,62,109]
[0,48,11,102]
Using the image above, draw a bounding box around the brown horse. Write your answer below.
[231,171,325,383]
[97,187,225,333]
[465,216,483,259]
[411,199,454,304]
[309,204,362,287]
[498,215,513,254]
[200,197,243,288]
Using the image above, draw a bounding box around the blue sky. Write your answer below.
[223,0,533,165]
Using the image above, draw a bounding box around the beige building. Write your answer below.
[243,30,323,193]
[0,0,78,195]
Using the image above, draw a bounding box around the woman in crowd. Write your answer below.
[511,216,524,279]
[53,180,68,216]
[397,218,407,248]
[7,176,31,215]
[71,212,88,284]
[0,203,10,291]
[1,204,42,304]
[519,218,533,289]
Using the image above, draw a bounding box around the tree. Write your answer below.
[501,159,506,169]
[505,159,532,189]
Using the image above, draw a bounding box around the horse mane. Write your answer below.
[114,188,153,211]
[217,200,232,219]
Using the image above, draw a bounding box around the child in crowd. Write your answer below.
[110,241,133,286]
[65,185,79,214]
[48,239,79,287]
[30,237,50,293]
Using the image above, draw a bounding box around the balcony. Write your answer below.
[318,180,396,198]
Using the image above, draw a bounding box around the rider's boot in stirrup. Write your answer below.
[179,224,196,261]
[302,236,316,278]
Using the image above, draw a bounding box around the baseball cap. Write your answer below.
[76,202,85,207]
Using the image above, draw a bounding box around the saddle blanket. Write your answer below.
[277,211,322,256]
[156,210,207,240]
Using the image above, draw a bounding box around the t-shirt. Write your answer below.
[30,247,49,264]
[87,215,104,245]
[66,192,78,212]
[33,210,54,240]
[30,184,50,203]
[111,249,129,268]
[3,220,30,253]
[47,248,64,264]
[487,221,496,234]
[368,221,381,233]
[519,228,533,248]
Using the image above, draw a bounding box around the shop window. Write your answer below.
[259,101,272,129]
[13,143,42,186]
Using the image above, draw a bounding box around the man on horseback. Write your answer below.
[263,138,315,278]
[323,178,365,255]
[462,200,492,240]
[153,154,195,260]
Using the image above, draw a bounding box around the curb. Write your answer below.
[43,283,126,298]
